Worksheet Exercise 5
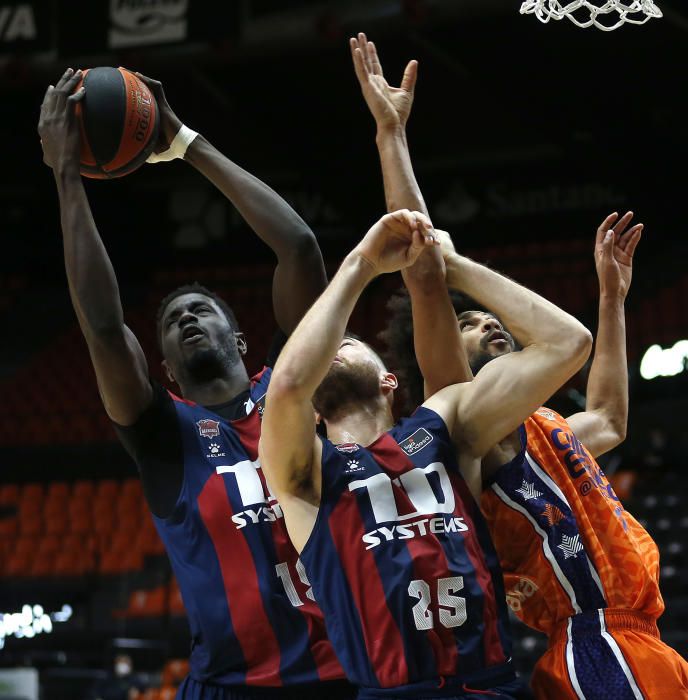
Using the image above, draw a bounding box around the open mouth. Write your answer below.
[488,331,508,344]
[182,325,205,344]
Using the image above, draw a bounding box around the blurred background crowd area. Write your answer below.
[1,0,687,697]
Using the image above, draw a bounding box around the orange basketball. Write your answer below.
[74,66,159,179]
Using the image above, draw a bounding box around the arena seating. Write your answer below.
[1,259,686,447]
[1,469,686,674]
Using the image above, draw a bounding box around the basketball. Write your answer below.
[74,66,159,179]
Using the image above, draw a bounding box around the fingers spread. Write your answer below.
[623,226,643,258]
[613,210,634,236]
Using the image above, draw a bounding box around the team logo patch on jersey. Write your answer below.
[197,418,220,439]
[536,408,556,421]
[207,442,226,458]
[336,443,359,454]
[345,459,365,474]
[398,427,433,456]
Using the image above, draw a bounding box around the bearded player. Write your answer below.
[351,32,688,700]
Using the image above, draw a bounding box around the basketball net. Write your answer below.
[520,0,662,31]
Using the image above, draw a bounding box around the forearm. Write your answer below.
[184,135,316,258]
[55,167,125,335]
[271,254,374,397]
[586,293,628,431]
[376,128,470,391]
[445,252,590,349]
[405,255,473,398]
[375,127,428,216]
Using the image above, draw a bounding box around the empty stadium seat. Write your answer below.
[161,658,189,686]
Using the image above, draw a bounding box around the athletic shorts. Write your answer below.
[532,608,688,699]
[356,663,532,699]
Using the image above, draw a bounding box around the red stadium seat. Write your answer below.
[38,534,61,554]
[44,514,68,536]
[161,658,189,686]
[168,578,185,616]
[115,586,167,618]
[0,516,18,536]
[69,507,91,535]
[54,548,94,576]
[46,482,70,500]
[72,479,95,500]
[29,551,56,577]
[18,512,42,536]
[4,550,32,577]
[0,484,19,505]
[95,479,120,500]
[99,548,144,575]
[14,535,39,557]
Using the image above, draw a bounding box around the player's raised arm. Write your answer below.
[428,249,593,458]
[351,33,471,397]
[260,210,436,551]
[137,73,326,336]
[38,68,153,426]
[565,211,642,457]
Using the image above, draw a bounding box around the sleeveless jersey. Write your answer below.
[481,408,663,637]
[154,368,346,686]
[299,407,512,690]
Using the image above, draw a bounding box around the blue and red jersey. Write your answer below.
[153,368,346,687]
[299,406,513,691]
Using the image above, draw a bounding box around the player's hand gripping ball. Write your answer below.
[74,66,159,179]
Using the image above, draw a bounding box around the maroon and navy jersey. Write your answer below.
[154,368,346,686]
[299,407,512,690]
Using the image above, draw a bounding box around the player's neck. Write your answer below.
[179,364,251,406]
[325,398,394,447]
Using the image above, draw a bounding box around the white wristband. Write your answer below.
[146,124,199,163]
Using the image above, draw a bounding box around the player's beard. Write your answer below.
[184,328,241,385]
[469,334,516,374]
[313,361,381,421]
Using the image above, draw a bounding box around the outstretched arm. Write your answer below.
[138,73,327,336]
[38,68,152,426]
[260,211,436,550]
[566,212,642,457]
[350,33,471,397]
[431,248,593,457]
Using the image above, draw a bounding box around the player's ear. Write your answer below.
[235,332,247,356]
[161,359,176,384]
[381,372,398,392]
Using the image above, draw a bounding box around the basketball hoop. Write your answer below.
[520,0,662,31]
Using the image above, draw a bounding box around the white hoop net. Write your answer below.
[520,0,662,31]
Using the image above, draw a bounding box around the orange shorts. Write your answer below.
[531,608,688,699]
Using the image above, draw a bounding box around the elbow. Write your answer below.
[569,325,593,371]
[608,417,628,446]
[287,226,321,259]
[80,316,127,345]
[267,371,310,404]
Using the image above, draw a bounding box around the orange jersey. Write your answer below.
[481,407,664,636]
